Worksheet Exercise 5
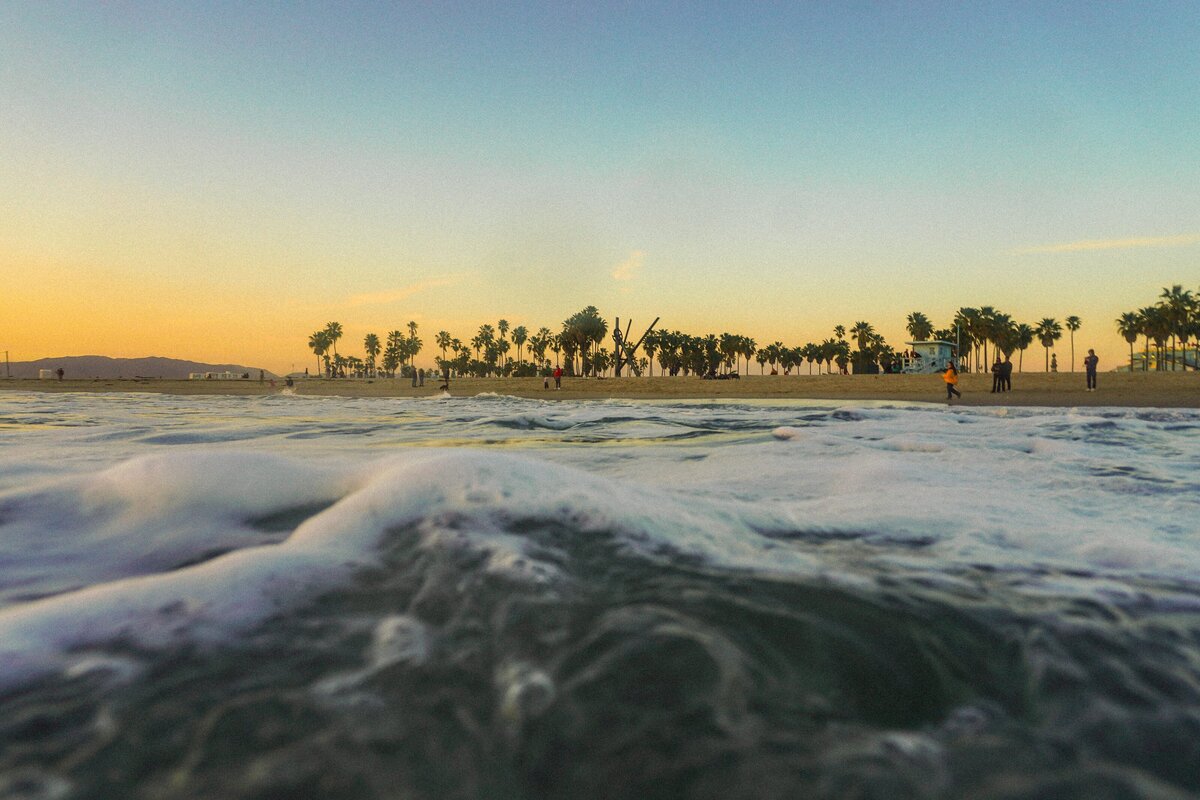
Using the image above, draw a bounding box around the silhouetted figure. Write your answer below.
[1084,349,1099,390]
[991,357,1003,393]
[1002,357,1013,391]
[418,368,425,387]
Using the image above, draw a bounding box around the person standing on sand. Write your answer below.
[553,366,563,390]
[991,357,1002,393]
[943,362,961,402]
[1002,356,1013,392]
[418,368,425,387]
[1051,353,1058,372]
[1084,349,1099,391]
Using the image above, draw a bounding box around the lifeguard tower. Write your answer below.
[899,340,957,374]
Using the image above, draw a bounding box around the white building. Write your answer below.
[899,341,957,374]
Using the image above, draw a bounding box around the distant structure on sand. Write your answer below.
[189,371,249,380]
[899,340,957,374]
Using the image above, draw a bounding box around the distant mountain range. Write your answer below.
[2,356,276,380]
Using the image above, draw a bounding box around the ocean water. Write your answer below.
[2,390,1200,799]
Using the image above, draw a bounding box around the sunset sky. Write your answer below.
[3,2,1198,374]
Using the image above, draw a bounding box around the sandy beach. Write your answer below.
[3,371,1196,407]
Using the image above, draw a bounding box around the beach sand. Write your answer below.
[3,371,1196,407]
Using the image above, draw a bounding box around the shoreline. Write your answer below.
[2,372,1196,408]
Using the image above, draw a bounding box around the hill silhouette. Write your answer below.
[3,356,275,380]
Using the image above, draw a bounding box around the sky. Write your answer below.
[2,1,1198,374]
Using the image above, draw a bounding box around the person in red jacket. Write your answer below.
[553,366,563,390]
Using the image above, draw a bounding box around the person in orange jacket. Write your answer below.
[943,362,961,401]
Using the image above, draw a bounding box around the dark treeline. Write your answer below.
[303,284,1198,378]
[1116,284,1199,371]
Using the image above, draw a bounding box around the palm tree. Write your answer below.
[363,333,381,377]
[1064,316,1081,371]
[324,321,343,361]
[534,327,553,371]
[562,306,607,376]
[766,341,783,373]
[1116,312,1140,372]
[512,325,528,371]
[436,330,452,366]
[643,331,659,377]
[741,337,757,376]
[475,324,495,362]
[954,307,980,373]
[905,312,934,342]
[833,325,846,341]
[991,313,1015,359]
[1140,305,1171,370]
[308,330,330,377]
[976,306,997,370]
[1035,317,1062,371]
[1184,315,1200,372]
[850,321,874,352]
[385,330,405,377]
[1159,285,1194,370]
[1014,324,1035,371]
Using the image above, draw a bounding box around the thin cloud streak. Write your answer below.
[612,251,645,281]
[345,276,465,307]
[1016,234,1200,255]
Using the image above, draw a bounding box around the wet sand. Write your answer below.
[3,371,1196,407]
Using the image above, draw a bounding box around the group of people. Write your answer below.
[989,356,1013,393]
[941,348,1100,402]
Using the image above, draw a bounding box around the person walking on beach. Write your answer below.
[1084,349,1099,391]
[991,357,1003,393]
[553,366,563,390]
[943,362,961,402]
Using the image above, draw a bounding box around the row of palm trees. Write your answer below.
[1115,285,1199,371]
[906,308,1081,373]
[308,321,422,378]
[304,288,1196,379]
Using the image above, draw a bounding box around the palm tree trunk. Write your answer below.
[1129,342,1134,372]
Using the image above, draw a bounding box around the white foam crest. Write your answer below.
[0,451,358,606]
[81,450,349,519]
[0,449,817,692]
